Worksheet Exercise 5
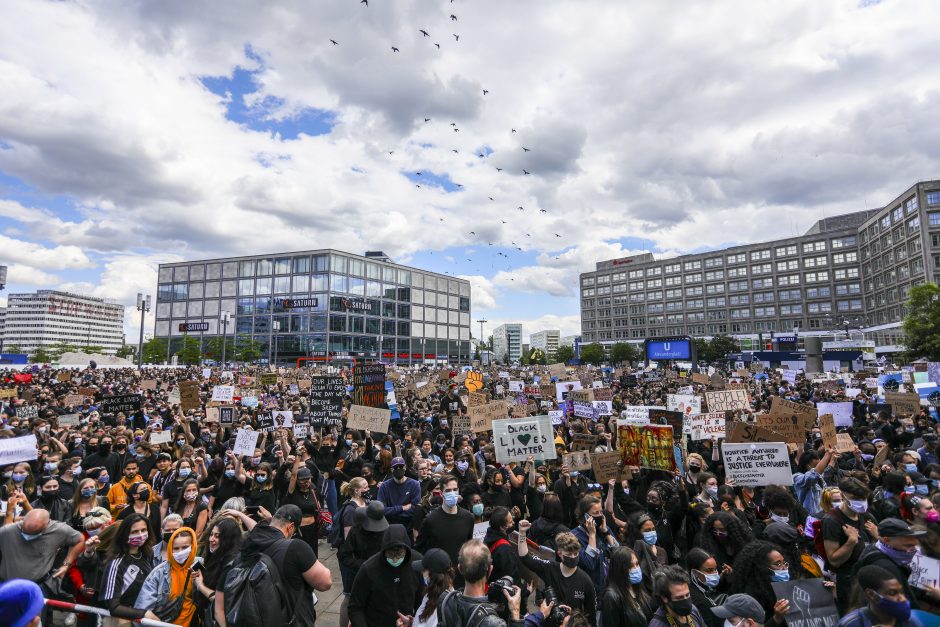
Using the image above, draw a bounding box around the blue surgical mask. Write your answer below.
[178,468,192,479]
[443,492,459,508]
[771,568,790,582]
[224,469,236,479]
[916,484,929,495]
[456,460,469,472]
[98,474,110,484]
[905,463,918,473]
[81,487,97,498]
[642,531,658,546]
[904,485,915,494]
[570,471,579,478]
[629,567,643,584]
[21,532,42,542]
[11,473,27,483]
[255,474,268,484]
[704,572,721,589]
[472,503,484,517]
[861,453,874,462]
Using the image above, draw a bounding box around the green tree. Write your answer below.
[705,334,738,362]
[527,347,547,365]
[554,345,575,364]
[142,337,168,364]
[175,334,202,365]
[903,283,940,361]
[204,336,236,362]
[693,338,709,361]
[519,351,530,366]
[30,346,54,363]
[49,341,78,360]
[501,352,510,364]
[4,345,23,354]
[610,342,639,365]
[82,345,106,355]
[580,342,606,365]
[235,334,264,363]
[115,345,136,359]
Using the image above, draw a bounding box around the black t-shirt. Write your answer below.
[439,394,466,417]
[266,538,318,627]
[417,506,475,565]
[821,508,875,576]
[520,553,597,621]
[213,477,244,506]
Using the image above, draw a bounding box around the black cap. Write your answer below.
[412,548,452,575]
[362,501,389,533]
[273,504,303,526]
[877,517,926,538]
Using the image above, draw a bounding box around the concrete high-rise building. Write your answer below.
[579,179,940,354]
[492,323,523,363]
[0,307,6,352]
[559,334,579,347]
[155,249,472,365]
[529,330,560,356]
[2,291,125,355]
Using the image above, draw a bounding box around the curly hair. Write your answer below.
[729,540,783,615]
[762,485,796,512]
[699,511,753,557]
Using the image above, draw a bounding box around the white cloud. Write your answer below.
[457,274,498,309]
[5,263,61,288]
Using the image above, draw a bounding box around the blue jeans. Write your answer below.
[325,477,338,516]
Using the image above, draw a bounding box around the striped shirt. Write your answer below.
[101,554,154,606]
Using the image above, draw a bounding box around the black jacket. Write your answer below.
[483,526,521,585]
[338,525,385,571]
[348,525,423,627]
[853,543,920,610]
[600,587,650,627]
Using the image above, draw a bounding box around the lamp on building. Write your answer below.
[136,292,151,370]
[220,311,231,365]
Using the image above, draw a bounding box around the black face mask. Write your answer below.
[669,598,694,617]
[689,465,701,473]
[41,490,58,501]
[162,531,173,544]
[393,467,406,480]
[99,443,112,453]
[560,555,579,568]
[138,489,151,502]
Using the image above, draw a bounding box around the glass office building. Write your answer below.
[154,250,472,365]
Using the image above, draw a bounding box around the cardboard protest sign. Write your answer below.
[771,578,839,627]
[692,373,710,385]
[722,442,793,486]
[548,363,566,379]
[570,434,598,452]
[211,385,235,402]
[910,553,940,589]
[467,392,486,407]
[570,389,594,403]
[140,380,157,391]
[493,415,557,464]
[690,412,726,441]
[149,430,171,445]
[205,407,220,423]
[725,421,786,444]
[308,376,345,425]
[563,450,592,471]
[57,413,80,427]
[233,429,260,456]
[414,382,436,400]
[101,394,142,415]
[347,404,392,433]
[179,381,201,412]
[705,389,751,412]
[593,387,613,402]
[835,433,856,454]
[770,397,818,421]
[539,383,556,399]
[818,413,837,449]
[756,413,810,445]
[618,424,676,472]
[469,401,506,433]
[885,392,921,416]
[260,373,278,386]
[511,404,529,418]
[56,370,71,382]
[816,402,854,428]
[0,388,18,399]
[592,451,623,484]
[353,365,386,408]
[167,388,181,406]
[0,434,38,465]
[297,378,312,390]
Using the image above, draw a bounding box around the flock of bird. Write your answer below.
[331,0,562,278]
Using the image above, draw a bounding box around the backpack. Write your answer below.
[223,540,294,627]
[328,501,355,549]
[436,590,499,627]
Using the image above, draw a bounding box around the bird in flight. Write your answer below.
[361,0,368,5]
[452,149,459,153]
[330,39,339,45]
[517,206,524,211]
[453,128,459,132]
[450,122,457,126]
[469,231,475,235]
[523,169,530,175]
[512,129,516,133]
[416,172,422,176]
[522,147,531,152]
[439,218,445,222]
[554,233,561,237]
[496,167,502,172]
[391,46,399,52]
[477,153,485,158]
[420,29,430,37]
[540,209,547,213]
[424,118,430,122]
[450,14,457,20]
[453,34,459,41]
[434,43,440,49]
[388,151,394,155]
[455,183,464,188]
[415,184,421,188]
[501,220,507,224]
[511,241,517,245]
[488,196,494,201]
[483,89,489,95]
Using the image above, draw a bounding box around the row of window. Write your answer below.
[154,317,470,341]
[585,260,860,289]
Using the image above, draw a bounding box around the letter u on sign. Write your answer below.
[663,343,670,351]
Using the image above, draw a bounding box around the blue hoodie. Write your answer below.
[376,476,421,520]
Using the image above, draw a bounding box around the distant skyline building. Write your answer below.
[492,323,523,363]
[529,329,560,356]
[1,290,124,355]
[579,179,940,354]
[560,334,579,347]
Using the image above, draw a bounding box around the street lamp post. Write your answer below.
[220,311,231,366]
[476,318,487,362]
[136,293,151,370]
[273,321,281,367]
[270,320,280,366]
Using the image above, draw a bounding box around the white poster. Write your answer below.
[233,429,261,456]
[473,521,489,541]
[667,394,702,415]
[211,385,235,402]
[910,553,940,589]
[508,380,524,392]
[493,415,557,464]
[592,400,613,416]
[0,434,38,465]
[202,368,212,379]
[691,412,726,441]
[844,388,862,399]
[555,381,583,401]
[149,430,171,445]
[549,409,565,425]
[272,410,294,428]
[721,442,793,486]
[816,402,854,428]
[782,370,798,384]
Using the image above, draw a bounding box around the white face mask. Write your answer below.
[724,620,744,627]
[172,548,191,564]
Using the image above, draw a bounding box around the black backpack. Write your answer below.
[437,590,499,627]
[223,540,294,627]
[328,501,355,549]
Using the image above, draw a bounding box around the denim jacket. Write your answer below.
[135,556,204,610]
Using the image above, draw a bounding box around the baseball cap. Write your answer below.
[0,579,45,627]
[878,517,926,538]
[711,593,766,623]
[296,467,312,480]
[273,504,303,527]
[412,547,452,575]
[391,457,406,468]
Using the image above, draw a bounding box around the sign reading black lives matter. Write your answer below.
[353,365,386,408]
[309,376,345,428]
[493,415,557,464]
[101,394,142,414]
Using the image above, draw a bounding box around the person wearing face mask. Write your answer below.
[648,565,708,627]
[0,508,85,587]
[840,565,921,627]
[377,456,422,529]
[572,494,620,600]
[917,433,939,467]
[209,451,245,513]
[822,479,880,612]
[699,512,754,572]
[709,594,766,627]
[173,478,208,537]
[416,476,474,575]
[117,481,163,541]
[684,454,709,497]
[30,474,72,522]
[339,501,389,624]
[529,492,570,552]
[195,517,241,626]
[136,527,202,626]
[728,541,791,625]
[517,522,598,622]
[687,548,729,627]
[106,458,145,517]
[852,518,926,611]
[601,546,654,627]
[69,477,109,532]
[871,470,907,523]
[242,461,276,515]
[348,523,423,627]
[83,436,120,482]
[100,513,162,624]
[905,494,940,527]
[401,548,453,627]
[71,507,112,623]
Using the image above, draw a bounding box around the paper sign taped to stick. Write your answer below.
[493,415,557,464]
[469,401,506,433]
[705,389,751,412]
[722,442,793,486]
[233,429,260,456]
[347,405,392,433]
[0,435,38,465]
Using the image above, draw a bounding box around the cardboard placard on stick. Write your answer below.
[818,413,837,450]
[179,381,201,412]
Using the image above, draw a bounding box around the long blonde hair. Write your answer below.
[341,477,368,500]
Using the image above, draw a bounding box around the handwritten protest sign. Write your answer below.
[667,394,701,415]
[885,392,921,416]
[592,451,623,484]
[149,430,171,445]
[309,376,345,424]
[726,421,785,444]
[15,405,38,421]
[493,415,556,464]
[618,425,676,472]
[58,413,80,427]
[771,579,839,627]
[211,385,234,402]
[179,381,200,412]
[101,394,142,414]
[563,450,592,471]
[770,397,818,421]
[468,392,487,407]
[705,389,751,412]
[0,435,38,465]
[571,434,597,452]
[233,429,260,456]
[0,388,18,399]
[353,365,386,408]
[555,381,583,401]
[690,412,726,441]
[756,413,810,445]
[139,380,157,391]
[818,413,837,449]
[722,442,793,486]
[549,409,565,425]
[910,553,940,589]
[816,402,854,428]
[469,401,506,433]
[835,433,856,454]
[347,405,392,433]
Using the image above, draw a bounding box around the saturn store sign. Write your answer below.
[178,322,209,332]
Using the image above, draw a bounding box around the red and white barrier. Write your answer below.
[43,599,180,627]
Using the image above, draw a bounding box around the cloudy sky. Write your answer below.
[2,0,940,344]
